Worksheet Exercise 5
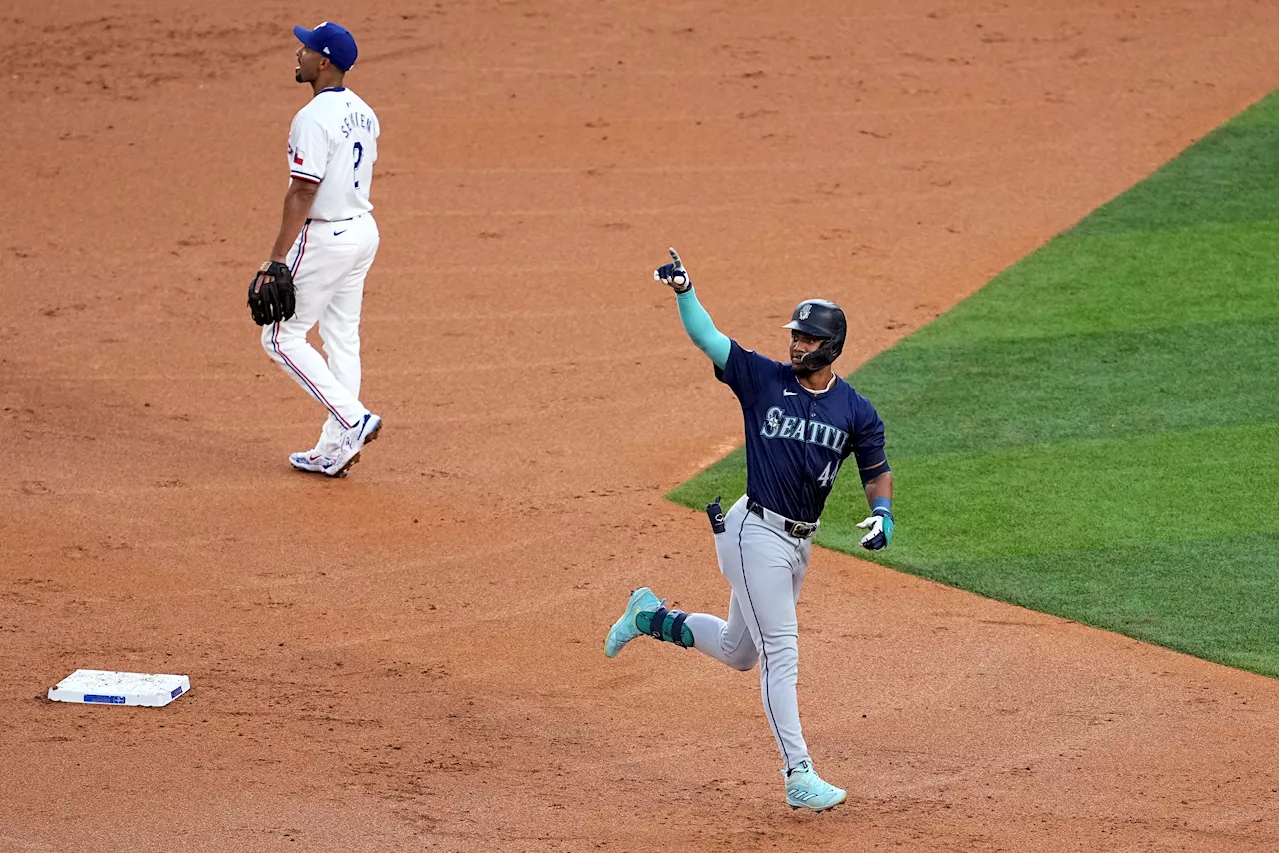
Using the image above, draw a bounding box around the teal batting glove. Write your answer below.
[856,509,894,550]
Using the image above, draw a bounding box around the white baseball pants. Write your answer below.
[261,214,379,446]
[684,495,813,771]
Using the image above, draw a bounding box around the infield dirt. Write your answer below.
[2,1,1276,851]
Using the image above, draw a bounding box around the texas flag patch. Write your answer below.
[293,150,305,166]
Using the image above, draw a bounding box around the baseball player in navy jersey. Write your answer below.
[605,249,895,812]
[249,22,382,478]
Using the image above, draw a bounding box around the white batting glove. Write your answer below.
[856,510,894,550]
[654,247,691,292]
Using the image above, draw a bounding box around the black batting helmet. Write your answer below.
[781,298,846,372]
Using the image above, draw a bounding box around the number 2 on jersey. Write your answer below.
[352,142,364,189]
[817,460,840,488]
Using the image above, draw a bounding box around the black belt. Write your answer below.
[747,498,818,539]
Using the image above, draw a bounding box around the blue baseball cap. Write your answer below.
[293,22,358,71]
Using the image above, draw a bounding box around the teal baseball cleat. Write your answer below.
[782,762,848,812]
[604,587,665,658]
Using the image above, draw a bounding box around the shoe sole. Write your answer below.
[325,419,382,479]
[788,792,848,813]
[603,607,632,658]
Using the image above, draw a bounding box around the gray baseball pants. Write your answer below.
[684,495,813,771]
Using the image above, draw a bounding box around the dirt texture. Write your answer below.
[2,1,1276,851]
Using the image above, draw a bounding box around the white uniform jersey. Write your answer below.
[287,87,379,222]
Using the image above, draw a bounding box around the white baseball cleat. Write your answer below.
[782,761,848,812]
[321,412,382,478]
[289,449,333,474]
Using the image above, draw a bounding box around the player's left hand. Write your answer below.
[856,510,894,550]
[247,260,297,326]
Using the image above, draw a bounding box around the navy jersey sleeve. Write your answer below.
[715,340,783,408]
[845,393,888,477]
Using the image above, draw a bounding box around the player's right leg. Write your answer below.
[684,592,757,671]
[311,216,382,478]
[603,588,756,668]
[683,497,761,670]
[604,509,758,670]
[603,587,667,658]
[319,215,379,401]
[604,498,758,666]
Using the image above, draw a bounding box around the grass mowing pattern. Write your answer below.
[670,93,1279,676]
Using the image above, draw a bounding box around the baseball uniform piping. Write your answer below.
[270,323,352,429]
[288,222,310,276]
[737,507,790,770]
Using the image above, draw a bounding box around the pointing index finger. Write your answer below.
[668,247,683,270]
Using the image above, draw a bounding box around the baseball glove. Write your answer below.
[247,261,297,326]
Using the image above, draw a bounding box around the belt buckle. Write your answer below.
[791,521,817,538]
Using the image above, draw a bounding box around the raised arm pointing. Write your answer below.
[654,247,731,370]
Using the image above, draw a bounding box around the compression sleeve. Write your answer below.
[675,287,731,370]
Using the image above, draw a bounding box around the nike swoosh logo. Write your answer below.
[333,229,347,236]
[783,390,799,396]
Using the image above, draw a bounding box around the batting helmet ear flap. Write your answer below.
[805,334,844,371]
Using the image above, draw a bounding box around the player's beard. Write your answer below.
[790,350,817,376]
[791,361,819,376]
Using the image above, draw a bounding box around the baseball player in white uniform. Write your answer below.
[253,22,382,478]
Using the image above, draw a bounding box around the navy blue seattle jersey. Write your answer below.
[716,340,886,523]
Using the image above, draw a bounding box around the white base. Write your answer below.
[48,669,191,707]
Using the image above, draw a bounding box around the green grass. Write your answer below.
[669,92,1279,676]
[1070,96,1279,234]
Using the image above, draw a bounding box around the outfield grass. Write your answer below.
[670,92,1279,676]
